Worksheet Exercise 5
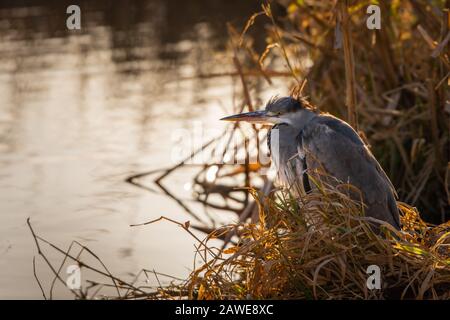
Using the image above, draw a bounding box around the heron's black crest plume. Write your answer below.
[265,96,304,114]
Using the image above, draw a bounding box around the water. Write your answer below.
[0,0,275,299]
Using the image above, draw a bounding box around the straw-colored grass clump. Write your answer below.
[183,181,450,300]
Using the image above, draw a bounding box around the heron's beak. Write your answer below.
[220,110,278,124]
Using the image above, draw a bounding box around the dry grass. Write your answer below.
[178,179,450,300]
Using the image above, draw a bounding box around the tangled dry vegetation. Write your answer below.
[176,182,450,300]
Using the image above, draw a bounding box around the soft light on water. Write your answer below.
[0,0,285,299]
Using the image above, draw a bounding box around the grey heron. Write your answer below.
[221,96,401,230]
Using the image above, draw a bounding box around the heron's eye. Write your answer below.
[268,111,282,116]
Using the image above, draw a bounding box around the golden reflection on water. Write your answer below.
[0,0,284,298]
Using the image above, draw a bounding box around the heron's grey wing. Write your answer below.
[318,116,398,197]
[365,148,398,198]
[300,117,400,229]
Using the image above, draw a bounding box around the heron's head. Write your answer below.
[220,96,305,126]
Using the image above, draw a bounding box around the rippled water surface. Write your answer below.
[0,0,274,298]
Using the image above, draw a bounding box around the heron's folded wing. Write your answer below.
[300,120,400,228]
